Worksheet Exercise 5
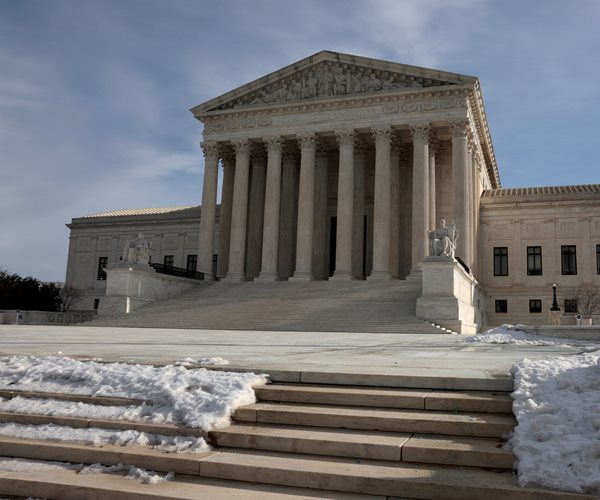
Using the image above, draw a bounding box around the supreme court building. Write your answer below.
[65,51,600,331]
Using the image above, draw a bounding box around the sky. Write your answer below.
[1,0,599,282]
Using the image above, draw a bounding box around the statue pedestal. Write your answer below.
[416,257,484,334]
[98,263,201,316]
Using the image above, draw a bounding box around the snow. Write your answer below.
[0,422,209,453]
[80,463,175,484]
[509,350,600,495]
[0,456,78,472]
[174,357,229,366]
[465,324,595,346]
[0,355,268,430]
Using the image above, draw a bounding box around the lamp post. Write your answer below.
[551,283,560,311]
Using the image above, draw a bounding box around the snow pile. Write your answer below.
[0,422,209,453]
[0,356,267,430]
[466,325,577,346]
[510,350,600,494]
[0,456,78,472]
[81,463,174,484]
[174,357,229,366]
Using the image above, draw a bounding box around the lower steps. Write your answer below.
[0,376,593,499]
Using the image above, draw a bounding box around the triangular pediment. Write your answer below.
[191,51,476,116]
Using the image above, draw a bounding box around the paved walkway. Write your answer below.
[0,325,596,381]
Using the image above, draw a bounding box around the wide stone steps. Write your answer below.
[210,423,514,469]
[1,374,590,499]
[234,402,516,438]
[89,279,445,333]
[255,384,514,413]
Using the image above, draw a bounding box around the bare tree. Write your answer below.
[574,284,600,316]
[57,286,82,312]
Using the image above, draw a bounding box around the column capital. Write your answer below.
[429,134,439,157]
[282,142,300,162]
[335,129,356,147]
[316,142,332,160]
[371,125,392,145]
[409,123,431,144]
[297,132,317,151]
[220,147,235,168]
[264,135,283,153]
[232,138,251,155]
[390,135,403,157]
[201,140,220,159]
[449,120,470,141]
[251,143,267,164]
[354,139,370,159]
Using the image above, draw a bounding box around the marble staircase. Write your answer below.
[91,278,451,333]
[0,372,593,499]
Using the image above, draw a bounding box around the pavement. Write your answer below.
[0,325,597,382]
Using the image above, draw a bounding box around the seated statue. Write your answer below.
[428,219,458,258]
[122,233,151,265]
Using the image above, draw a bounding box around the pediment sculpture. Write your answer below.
[214,61,457,110]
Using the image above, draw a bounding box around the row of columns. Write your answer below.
[198,120,479,281]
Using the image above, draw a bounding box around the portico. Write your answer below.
[193,51,498,283]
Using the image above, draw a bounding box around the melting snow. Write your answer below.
[509,350,600,495]
[466,324,594,346]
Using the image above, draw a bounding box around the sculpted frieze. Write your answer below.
[214,61,457,111]
[203,94,467,134]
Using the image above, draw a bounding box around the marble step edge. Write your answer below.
[234,403,516,438]
[255,384,514,413]
[209,423,515,469]
[193,449,593,500]
[0,468,382,500]
[0,411,207,438]
[0,389,150,408]
[0,441,589,499]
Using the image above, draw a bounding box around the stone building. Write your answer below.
[65,51,600,330]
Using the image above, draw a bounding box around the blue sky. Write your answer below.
[1,0,599,282]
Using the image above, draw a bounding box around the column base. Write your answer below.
[222,272,250,283]
[368,270,391,280]
[289,271,314,282]
[255,272,283,282]
[330,271,353,281]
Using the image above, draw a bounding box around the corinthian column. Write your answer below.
[451,120,470,267]
[332,129,356,279]
[217,149,235,278]
[198,141,219,279]
[292,132,317,280]
[410,123,430,273]
[246,145,267,278]
[389,137,402,279]
[257,136,283,281]
[225,139,251,281]
[370,125,392,279]
[428,137,438,232]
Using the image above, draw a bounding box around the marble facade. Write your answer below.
[192,51,497,283]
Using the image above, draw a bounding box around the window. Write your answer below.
[495,299,508,313]
[561,245,577,275]
[187,254,197,272]
[564,299,578,314]
[596,244,600,275]
[527,246,542,276]
[97,257,108,280]
[93,298,100,310]
[529,299,542,313]
[493,247,508,276]
[164,255,174,268]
